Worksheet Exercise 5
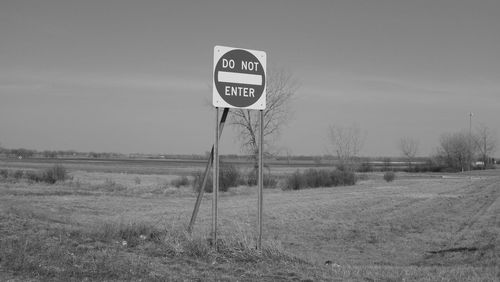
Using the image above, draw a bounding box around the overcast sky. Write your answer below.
[1,0,499,157]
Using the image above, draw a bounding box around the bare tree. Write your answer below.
[231,68,298,160]
[278,147,293,165]
[328,124,365,171]
[437,131,473,171]
[473,124,497,168]
[399,137,419,171]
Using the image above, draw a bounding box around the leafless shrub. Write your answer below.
[42,164,68,184]
[0,169,8,179]
[328,124,365,172]
[134,176,141,185]
[383,171,395,182]
[13,170,24,180]
[245,169,278,188]
[436,131,473,171]
[473,124,497,168]
[399,137,419,171]
[171,175,190,188]
[282,169,356,190]
[192,164,242,193]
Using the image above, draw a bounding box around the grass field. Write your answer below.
[0,159,498,281]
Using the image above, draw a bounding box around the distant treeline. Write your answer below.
[0,146,496,173]
[0,148,123,159]
[0,146,420,163]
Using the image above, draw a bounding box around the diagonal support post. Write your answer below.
[187,107,229,233]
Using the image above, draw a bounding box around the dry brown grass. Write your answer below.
[0,160,499,281]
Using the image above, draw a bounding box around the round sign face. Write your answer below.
[213,48,266,109]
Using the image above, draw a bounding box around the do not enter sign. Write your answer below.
[213,46,266,110]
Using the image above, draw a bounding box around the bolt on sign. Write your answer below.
[213,46,267,110]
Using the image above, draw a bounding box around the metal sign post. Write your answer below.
[212,107,220,249]
[257,109,264,250]
[188,108,229,234]
[187,45,266,250]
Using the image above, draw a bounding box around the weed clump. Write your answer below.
[171,175,190,187]
[13,170,24,180]
[24,165,68,184]
[304,168,332,187]
[92,178,127,193]
[282,168,357,190]
[5,165,69,184]
[0,169,8,179]
[246,169,278,188]
[219,164,241,191]
[285,170,305,190]
[134,176,141,185]
[25,170,42,183]
[192,163,242,193]
[43,164,68,184]
[383,171,395,182]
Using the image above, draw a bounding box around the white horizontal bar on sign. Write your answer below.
[218,71,262,85]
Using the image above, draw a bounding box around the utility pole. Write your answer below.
[469,112,473,171]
